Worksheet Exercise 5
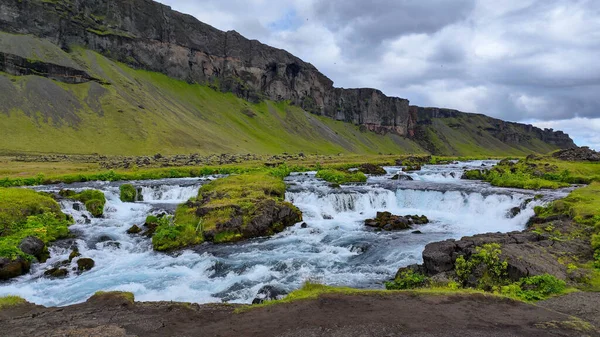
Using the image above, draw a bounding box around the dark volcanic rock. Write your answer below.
[391,174,414,181]
[419,231,575,282]
[365,212,429,231]
[552,146,600,161]
[44,267,68,278]
[252,285,287,305]
[18,236,46,261]
[241,200,302,239]
[358,163,387,175]
[77,258,95,272]
[0,257,30,280]
[127,225,142,234]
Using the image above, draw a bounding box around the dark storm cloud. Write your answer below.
[158,0,600,149]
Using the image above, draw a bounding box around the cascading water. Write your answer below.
[0,163,571,307]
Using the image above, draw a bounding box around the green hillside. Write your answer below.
[0,32,564,156]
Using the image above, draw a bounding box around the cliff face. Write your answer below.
[0,0,576,151]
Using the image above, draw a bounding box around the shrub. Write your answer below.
[385,270,429,290]
[501,274,566,301]
[152,216,202,251]
[455,243,508,290]
[119,184,137,202]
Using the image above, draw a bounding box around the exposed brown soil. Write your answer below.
[1,292,597,337]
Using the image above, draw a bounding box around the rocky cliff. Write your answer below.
[0,0,576,153]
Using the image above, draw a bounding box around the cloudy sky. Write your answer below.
[158,0,600,149]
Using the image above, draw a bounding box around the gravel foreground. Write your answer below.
[1,292,598,337]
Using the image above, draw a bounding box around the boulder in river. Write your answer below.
[358,163,387,175]
[365,212,429,231]
[19,236,47,262]
[44,267,68,278]
[77,258,95,272]
[252,285,287,304]
[0,257,31,280]
[127,225,142,234]
[391,174,413,181]
[68,248,81,262]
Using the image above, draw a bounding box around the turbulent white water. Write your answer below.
[0,162,571,307]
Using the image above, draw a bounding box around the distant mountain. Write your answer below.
[0,0,575,155]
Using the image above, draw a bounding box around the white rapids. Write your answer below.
[0,162,571,307]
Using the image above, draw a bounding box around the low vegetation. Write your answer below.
[119,184,138,202]
[0,188,71,260]
[315,169,367,184]
[92,291,135,303]
[463,157,600,189]
[0,295,26,309]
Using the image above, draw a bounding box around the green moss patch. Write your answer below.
[119,184,137,202]
[316,169,367,184]
[0,295,26,309]
[0,188,71,260]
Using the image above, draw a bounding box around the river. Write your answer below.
[0,161,571,306]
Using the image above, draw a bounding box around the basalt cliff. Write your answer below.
[0,0,575,155]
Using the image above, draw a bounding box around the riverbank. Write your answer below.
[0,290,597,336]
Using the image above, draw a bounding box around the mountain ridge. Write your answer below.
[0,0,576,155]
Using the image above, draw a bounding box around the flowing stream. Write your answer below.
[0,161,571,306]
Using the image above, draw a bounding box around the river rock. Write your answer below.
[241,200,302,238]
[69,248,81,262]
[0,257,31,280]
[44,267,68,278]
[252,285,287,304]
[358,163,386,175]
[77,258,95,272]
[127,225,142,234]
[365,212,429,231]
[18,236,46,261]
[391,174,413,181]
[552,146,600,162]
[507,207,521,218]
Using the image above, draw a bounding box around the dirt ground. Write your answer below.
[1,292,598,337]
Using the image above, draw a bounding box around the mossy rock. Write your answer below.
[76,258,95,272]
[126,225,142,234]
[61,189,106,217]
[119,184,137,202]
[44,267,68,278]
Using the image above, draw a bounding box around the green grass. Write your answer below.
[315,169,367,184]
[0,295,26,309]
[119,184,136,202]
[464,157,600,190]
[0,188,71,260]
[93,291,135,303]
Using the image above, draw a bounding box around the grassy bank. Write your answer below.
[0,188,72,260]
[464,157,600,189]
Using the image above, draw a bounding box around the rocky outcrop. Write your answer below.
[365,212,429,231]
[552,147,600,162]
[0,51,98,84]
[413,224,592,283]
[0,0,576,149]
[18,236,46,262]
